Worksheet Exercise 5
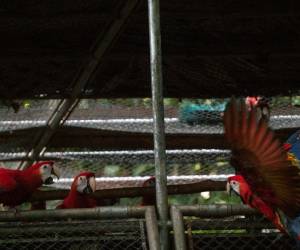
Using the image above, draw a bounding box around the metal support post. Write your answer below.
[171,206,187,250]
[147,0,169,249]
[145,206,161,250]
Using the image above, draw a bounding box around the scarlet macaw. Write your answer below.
[57,172,97,209]
[0,161,60,208]
[140,176,156,206]
[224,98,300,245]
[245,96,270,122]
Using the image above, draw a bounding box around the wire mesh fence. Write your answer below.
[0,96,298,190]
[171,205,297,250]
[0,96,300,131]
[0,97,299,249]
[0,149,232,179]
[50,150,232,178]
[184,216,295,250]
[0,219,148,250]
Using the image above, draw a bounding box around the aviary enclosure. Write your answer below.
[0,1,300,249]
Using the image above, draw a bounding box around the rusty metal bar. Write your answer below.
[0,206,145,222]
[179,204,257,217]
[187,218,274,230]
[0,223,142,235]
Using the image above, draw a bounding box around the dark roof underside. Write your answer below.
[1,0,300,99]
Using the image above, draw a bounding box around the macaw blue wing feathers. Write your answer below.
[285,130,300,162]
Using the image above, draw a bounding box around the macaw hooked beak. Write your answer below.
[89,177,96,193]
[226,182,232,196]
[51,164,60,179]
[44,164,61,185]
[83,177,96,194]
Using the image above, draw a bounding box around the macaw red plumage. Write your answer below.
[0,161,60,208]
[245,96,270,122]
[224,98,300,244]
[140,176,156,206]
[227,175,286,233]
[57,172,97,209]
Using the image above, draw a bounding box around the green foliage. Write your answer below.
[132,164,153,176]
[292,96,300,106]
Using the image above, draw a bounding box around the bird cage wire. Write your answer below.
[0,219,148,250]
[0,97,298,203]
[0,97,299,184]
[184,215,295,249]
[0,97,299,248]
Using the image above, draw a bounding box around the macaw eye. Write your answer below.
[232,181,236,185]
[43,165,48,169]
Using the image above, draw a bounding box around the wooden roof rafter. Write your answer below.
[1,126,296,152]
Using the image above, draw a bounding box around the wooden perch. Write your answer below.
[30,180,227,202]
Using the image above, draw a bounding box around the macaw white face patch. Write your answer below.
[39,163,60,185]
[77,176,88,193]
[229,180,240,195]
[39,164,53,183]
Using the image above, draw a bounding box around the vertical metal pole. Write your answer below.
[147,0,169,249]
[145,207,161,250]
[171,206,187,250]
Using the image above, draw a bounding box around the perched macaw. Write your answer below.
[224,98,300,246]
[140,176,156,206]
[0,161,60,208]
[57,172,97,209]
[245,96,270,122]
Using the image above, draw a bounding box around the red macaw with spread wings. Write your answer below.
[224,98,300,245]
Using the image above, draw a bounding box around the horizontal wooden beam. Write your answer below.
[30,180,227,201]
[0,126,297,151]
